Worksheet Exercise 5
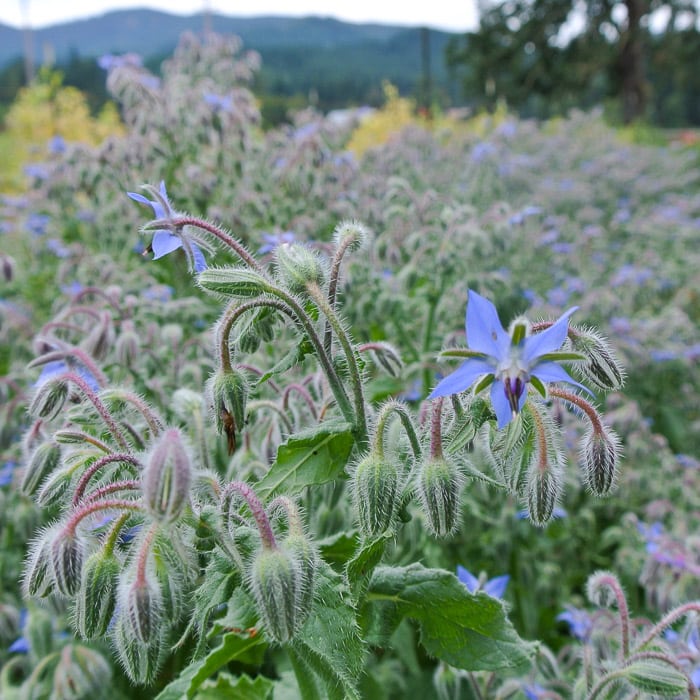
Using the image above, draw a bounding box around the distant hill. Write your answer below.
[0,10,464,114]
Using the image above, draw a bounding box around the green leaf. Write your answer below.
[155,631,266,700]
[346,534,390,600]
[255,338,314,386]
[317,531,360,569]
[194,673,274,700]
[291,561,365,700]
[255,420,354,499]
[363,564,536,672]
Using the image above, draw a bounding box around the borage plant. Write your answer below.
[18,184,626,698]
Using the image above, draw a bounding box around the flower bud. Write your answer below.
[282,532,318,616]
[23,533,55,598]
[120,574,163,644]
[112,613,164,685]
[580,424,621,496]
[363,341,403,377]
[28,375,69,420]
[76,550,120,639]
[570,327,625,390]
[623,660,688,696]
[525,460,563,527]
[1,254,15,282]
[206,368,249,455]
[250,547,303,644]
[197,267,271,298]
[142,428,192,522]
[274,243,326,295]
[21,439,61,497]
[36,463,73,508]
[51,528,86,596]
[81,311,113,360]
[115,321,140,367]
[352,453,401,538]
[53,644,112,698]
[333,219,368,251]
[417,457,463,537]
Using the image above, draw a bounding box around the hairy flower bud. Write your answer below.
[21,440,61,497]
[417,457,464,537]
[81,311,113,360]
[250,547,303,644]
[142,428,192,522]
[53,644,112,698]
[197,267,271,298]
[352,453,401,538]
[112,613,164,685]
[51,528,86,596]
[569,326,625,391]
[282,532,318,617]
[76,551,120,639]
[206,368,249,455]
[120,575,163,644]
[623,659,688,696]
[333,219,368,251]
[29,375,69,420]
[580,424,621,496]
[525,460,563,527]
[23,534,55,598]
[115,321,140,367]
[274,243,326,295]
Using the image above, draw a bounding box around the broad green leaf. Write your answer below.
[255,338,314,386]
[155,631,266,700]
[363,564,536,672]
[195,673,274,700]
[291,561,365,700]
[255,420,354,499]
[317,530,359,568]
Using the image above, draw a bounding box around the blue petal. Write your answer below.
[490,379,520,428]
[428,358,495,399]
[151,230,182,259]
[522,307,577,364]
[466,290,510,359]
[531,362,592,394]
[127,191,151,205]
[456,565,479,593]
[483,574,510,599]
[191,243,208,273]
[9,636,30,653]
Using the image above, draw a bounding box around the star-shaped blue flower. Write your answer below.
[457,565,510,599]
[127,181,207,273]
[429,290,587,428]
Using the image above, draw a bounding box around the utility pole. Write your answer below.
[19,0,35,83]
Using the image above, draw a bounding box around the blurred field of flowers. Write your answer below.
[1,31,699,699]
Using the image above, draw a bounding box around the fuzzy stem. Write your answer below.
[64,498,143,537]
[430,397,444,460]
[135,522,160,586]
[324,234,356,355]
[170,216,265,274]
[73,453,139,505]
[305,281,368,447]
[548,387,604,433]
[102,389,164,437]
[55,430,113,453]
[635,601,700,651]
[591,572,631,660]
[585,669,627,700]
[219,295,354,429]
[60,371,130,451]
[282,383,318,420]
[102,511,132,556]
[83,479,140,503]
[529,403,550,474]
[221,481,276,550]
[268,496,304,537]
[247,399,295,434]
[372,400,422,462]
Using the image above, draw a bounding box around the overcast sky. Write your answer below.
[2,0,479,32]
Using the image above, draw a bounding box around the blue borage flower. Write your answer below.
[127,181,208,273]
[457,565,509,599]
[556,605,593,641]
[429,289,588,428]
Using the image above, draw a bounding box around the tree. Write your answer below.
[447,0,699,123]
